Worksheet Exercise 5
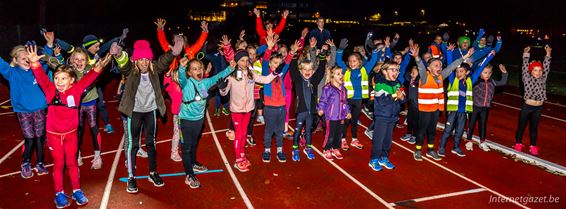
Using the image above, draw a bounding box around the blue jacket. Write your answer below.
[336,49,378,99]
[373,76,405,123]
[0,58,47,113]
[308,28,332,49]
[262,57,290,98]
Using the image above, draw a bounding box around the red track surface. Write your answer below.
[0,82,564,209]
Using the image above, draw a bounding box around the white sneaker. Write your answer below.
[77,152,83,166]
[256,116,265,124]
[479,142,490,152]
[465,141,474,151]
[91,156,102,170]
[137,149,148,158]
[171,151,182,162]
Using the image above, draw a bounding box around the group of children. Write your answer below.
[0,9,554,209]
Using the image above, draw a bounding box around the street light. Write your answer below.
[420,9,425,16]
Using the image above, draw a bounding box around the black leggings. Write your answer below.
[515,103,542,146]
[467,106,489,141]
[125,111,157,177]
[180,118,205,175]
[406,101,419,135]
[343,99,362,139]
[415,111,440,149]
[324,120,344,151]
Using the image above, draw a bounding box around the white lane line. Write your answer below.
[311,146,395,209]
[389,188,487,206]
[0,140,24,165]
[492,102,566,123]
[0,112,14,116]
[99,134,125,209]
[358,123,530,209]
[0,99,10,106]
[206,113,254,209]
[502,92,566,107]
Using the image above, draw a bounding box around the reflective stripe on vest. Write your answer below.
[344,67,369,99]
[418,72,444,112]
[253,60,263,89]
[446,77,473,112]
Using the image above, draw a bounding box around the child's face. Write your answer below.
[332,69,344,84]
[428,60,442,76]
[479,37,487,46]
[72,53,87,71]
[410,67,418,79]
[434,36,443,44]
[455,67,469,80]
[14,51,30,70]
[135,58,151,73]
[279,47,288,57]
[348,55,361,69]
[265,23,273,31]
[87,43,100,55]
[246,48,257,61]
[460,40,470,49]
[189,62,204,81]
[237,56,249,70]
[238,41,248,50]
[481,67,493,80]
[383,66,400,81]
[423,53,432,63]
[393,54,402,64]
[300,64,314,79]
[531,66,543,79]
[54,72,75,92]
[269,57,282,70]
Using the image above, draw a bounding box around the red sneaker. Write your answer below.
[529,146,539,155]
[331,149,343,160]
[513,143,523,152]
[323,150,334,160]
[350,139,364,149]
[341,139,350,151]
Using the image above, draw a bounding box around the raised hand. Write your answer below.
[253,8,260,17]
[266,34,276,49]
[171,35,184,56]
[410,44,420,58]
[206,62,212,74]
[43,31,55,47]
[282,10,289,18]
[497,36,502,41]
[94,54,112,72]
[524,46,531,54]
[290,40,300,54]
[384,36,391,47]
[463,47,475,59]
[309,37,317,48]
[179,57,189,68]
[499,64,507,74]
[200,21,208,33]
[229,59,237,69]
[447,43,456,51]
[26,45,45,64]
[394,33,400,40]
[325,39,335,47]
[301,27,309,39]
[338,38,349,50]
[408,39,414,48]
[239,30,246,40]
[489,50,496,56]
[109,42,123,57]
[54,45,62,56]
[154,18,167,30]
[221,35,231,46]
[443,32,450,41]
[120,28,129,40]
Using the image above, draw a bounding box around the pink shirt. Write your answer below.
[163,75,183,115]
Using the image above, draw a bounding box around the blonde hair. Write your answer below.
[133,59,155,75]
[325,66,342,85]
[299,60,314,72]
[380,62,399,72]
[9,45,27,67]
[347,53,362,70]
[68,48,89,67]
[353,45,365,53]
[186,59,204,77]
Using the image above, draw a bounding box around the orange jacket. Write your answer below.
[157,29,208,69]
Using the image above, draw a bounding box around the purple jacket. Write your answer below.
[317,83,350,121]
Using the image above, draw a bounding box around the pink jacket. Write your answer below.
[163,75,182,115]
[220,69,276,113]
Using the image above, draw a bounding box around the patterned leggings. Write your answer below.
[17,109,46,164]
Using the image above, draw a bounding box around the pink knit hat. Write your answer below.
[131,40,153,61]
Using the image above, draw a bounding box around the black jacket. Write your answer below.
[289,58,326,114]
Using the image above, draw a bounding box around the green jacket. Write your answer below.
[75,65,99,103]
[115,51,174,117]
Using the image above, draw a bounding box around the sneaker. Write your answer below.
[104,124,114,134]
[148,172,165,187]
[465,141,474,151]
[222,108,230,115]
[303,148,315,160]
[426,150,442,161]
[378,157,395,169]
[214,108,221,117]
[276,152,286,162]
[283,131,294,139]
[36,163,49,175]
[242,157,252,167]
[414,150,423,161]
[513,143,523,152]
[226,130,235,141]
[292,149,300,161]
[126,177,138,193]
[256,115,265,124]
[246,136,256,146]
[437,148,446,157]
[368,159,382,171]
[21,162,34,179]
[137,149,148,158]
[171,151,182,162]
[91,156,102,170]
[341,139,350,151]
[451,148,466,157]
[71,189,88,206]
[529,146,539,155]
[185,175,200,189]
[331,149,343,160]
[54,192,70,208]
[262,151,271,163]
[400,134,412,141]
[193,162,208,172]
[77,153,83,166]
[479,142,490,152]
[350,139,364,149]
[362,107,372,119]
[408,136,416,144]
[364,129,373,140]
[234,159,250,172]
[323,150,334,160]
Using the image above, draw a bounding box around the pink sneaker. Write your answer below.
[529,146,539,155]
[323,150,334,160]
[234,159,249,172]
[331,149,343,160]
[513,143,523,152]
[341,139,350,151]
[243,157,251,167]
[350,139,364,149]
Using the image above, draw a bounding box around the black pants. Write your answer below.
[22,136,46,164]
[343,99,362,139]
[415,110,440,150]
[371,120,395,160]
[97,87,111,125]
[324,120,344,151]
[247,108,257,136]
[293,112,314,148]
[264,106,286,149]
[180,118,205,175]
[440,111,467,150]
[126,111,157,177]
[515,103,542,146]
[406,101,419,135]
[467,106,489,141]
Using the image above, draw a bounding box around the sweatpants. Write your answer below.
[371,120,395,160]
[126,111,157,177]
[47,130,80,193]
[440,111,467,150]
[264,106,286,149]
[293,112,314,148]
[232,112,251,160]
[415,110,440,151]
[406,101,419,135]
[171,114,180,153]
[324,120,344,150]
[467,106,489,141]
[17,109,46,164]
[515,103,542,146]
[180,118,205,175]
[343,99,362,139]
[78,104,101,154]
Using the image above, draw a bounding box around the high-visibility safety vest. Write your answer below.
[446,77,473,112]
[418,72,445,112]
[344,67,369,99]
[253,60,263,89]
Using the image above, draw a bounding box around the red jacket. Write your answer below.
[31,64,101,134]
[256,16,286,45]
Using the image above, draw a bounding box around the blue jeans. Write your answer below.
[440,111,467,150]
[293,112,314,148]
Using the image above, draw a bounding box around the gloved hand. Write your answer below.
[442,32,450,42]
[119,28,129,42]
[487,35,494,46]
[338,38,349,50]
[217,78,228,89]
